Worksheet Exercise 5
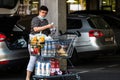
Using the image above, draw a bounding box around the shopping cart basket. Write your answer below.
[40,38,74,58]
[29,34,76,58]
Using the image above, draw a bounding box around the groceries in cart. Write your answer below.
[29,32,55,56]
[56,38,73,58]
[29,33,46,56]
[56,44,68,57]
[29,34,74,58]
[35,58,62,76]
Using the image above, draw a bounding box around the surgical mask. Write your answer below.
[38,16,46,20]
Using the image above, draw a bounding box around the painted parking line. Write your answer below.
[92,67,105,71]
[78,70,90,73]
[107,64,119,68]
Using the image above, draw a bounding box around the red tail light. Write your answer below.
[0,60,9,64]
[89,30,104,38]
[0,33,6,42]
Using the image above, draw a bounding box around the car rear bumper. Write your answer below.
[0,58,29,70]
[75,44,117,54]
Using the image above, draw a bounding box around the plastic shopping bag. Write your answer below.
[29,32,47,56]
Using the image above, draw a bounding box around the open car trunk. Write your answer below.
[0,15,20,32]
[0,0,29,50]
[0,0,19,14]
[6,31,28,50]
[0,15,28,50]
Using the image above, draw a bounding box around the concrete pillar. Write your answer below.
[40,0,67,33]
[40,0,67,71]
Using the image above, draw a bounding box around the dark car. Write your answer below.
[101,14,120,49]
[70,10,117,17]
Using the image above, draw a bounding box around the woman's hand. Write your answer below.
[33,24,54,32]
[46,24,54,29]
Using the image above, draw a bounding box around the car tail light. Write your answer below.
[0,33,6,42]
[0,60,9,64]
[89,30,104,38]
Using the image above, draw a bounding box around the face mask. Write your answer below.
[38,16,46,20]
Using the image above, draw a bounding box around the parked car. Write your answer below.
[70,10,120,51]
[0,0,30,71]
[0,15,30,71]
[67,14,117,65]
[101,14,120,50]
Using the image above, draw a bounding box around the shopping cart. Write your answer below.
[31,32,81,80]
[29,32,77,58]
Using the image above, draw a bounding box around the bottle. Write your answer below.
[50,58,56,76]
[50,22,56,35]
[42,42,47,56]
[41,62,45,76]
[55,59,60,72]
[51,42,56,57]
[46,62,50,76]
[35,61,41,75]
[48,41,52,56]
[55,59,62,75]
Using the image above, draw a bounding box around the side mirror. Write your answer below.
[76,31,81,37]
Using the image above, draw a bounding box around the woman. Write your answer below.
[26,5,53,80]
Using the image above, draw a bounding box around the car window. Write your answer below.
[103,16,120,29]
[0,0,18,9]
[67,18,82,29]
[88,17,110,29]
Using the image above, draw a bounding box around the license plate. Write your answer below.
[105,37,113,41]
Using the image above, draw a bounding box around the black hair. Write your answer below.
[39,5,48,12]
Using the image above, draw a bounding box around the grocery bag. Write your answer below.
[29,32,47,56]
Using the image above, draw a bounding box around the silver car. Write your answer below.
[0,0,29,70]
[67,14,117,64]
[0,20,29,70]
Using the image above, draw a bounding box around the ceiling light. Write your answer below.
[32,1,39,4]
[67,0,77,3]
[102,1,106,4]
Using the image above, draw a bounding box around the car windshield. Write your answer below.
[67,18,82,29]
[88,17,110,29]
[0,0,18,9]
